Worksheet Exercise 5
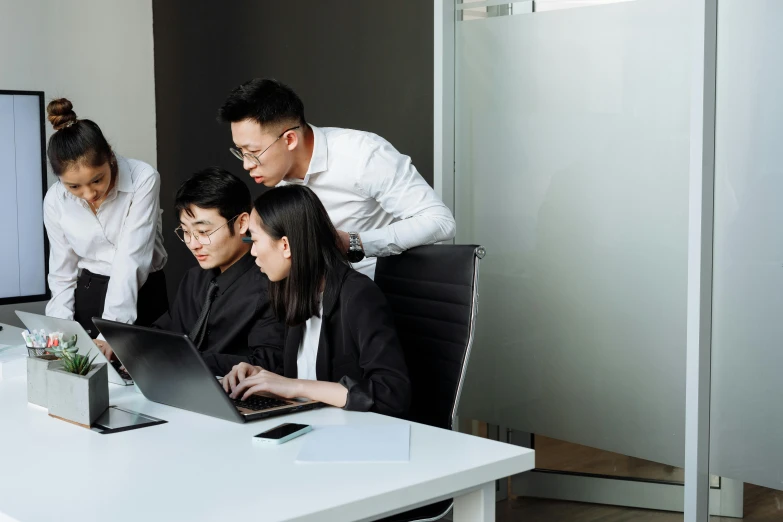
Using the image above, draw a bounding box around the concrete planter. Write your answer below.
[27,355,63,407]
[46,363,109,428]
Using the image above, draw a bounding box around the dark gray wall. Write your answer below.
[152,1,434,300]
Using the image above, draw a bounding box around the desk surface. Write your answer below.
[0,345,534,522]
[0,322,23,348]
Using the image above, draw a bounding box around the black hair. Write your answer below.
[46,98,115,176]
[252,185,348,326]
[218,78,306,129]
[174,167,252,235]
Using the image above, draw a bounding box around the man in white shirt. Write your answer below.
[218,78,456,278]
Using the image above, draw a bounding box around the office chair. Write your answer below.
[374,244,485,522]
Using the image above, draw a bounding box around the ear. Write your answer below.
[280,236,292,259]
[236,212,250,235]
[285,128,299,151]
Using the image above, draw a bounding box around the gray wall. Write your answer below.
[152,1,434,299]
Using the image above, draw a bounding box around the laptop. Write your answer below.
[92,318,321,423]
[15,311,134,386]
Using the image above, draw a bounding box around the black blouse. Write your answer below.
[282,264,411,418]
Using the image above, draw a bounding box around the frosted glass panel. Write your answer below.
[455,0,691,466]
[535,0,636,12]
[710,0,783,491]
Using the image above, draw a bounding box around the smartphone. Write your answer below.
[253,423,312,445]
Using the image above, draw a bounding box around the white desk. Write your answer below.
[0,322,24,348]
[0,342,534,522]
[0,323,24,372]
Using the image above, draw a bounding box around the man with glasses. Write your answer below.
[98,168,284,375]
[219,78,456,278]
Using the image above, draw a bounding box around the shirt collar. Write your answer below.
[300,124,328,185]
[212,252,258,295]
[114,155,134,193]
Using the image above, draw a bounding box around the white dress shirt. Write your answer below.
[43,154,168,325]
[296,302,323,381]
[279,125,456,278]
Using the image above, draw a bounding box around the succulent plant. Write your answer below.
[47,336,98,376]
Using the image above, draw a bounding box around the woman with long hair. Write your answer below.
[222,185,410,417]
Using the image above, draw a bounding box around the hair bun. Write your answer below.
[47,98,78,131]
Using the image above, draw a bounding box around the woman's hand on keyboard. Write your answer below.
[222,362,262,394]
[229,369,302,402]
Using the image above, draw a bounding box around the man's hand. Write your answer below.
[222,362,262,394]
[93,339,114,361]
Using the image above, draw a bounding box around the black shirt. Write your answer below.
[153,253,285,375]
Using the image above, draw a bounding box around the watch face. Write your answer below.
[347,250,365,263]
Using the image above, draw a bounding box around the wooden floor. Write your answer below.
[534,434,686,483]
[456,424,783,521]
[496,484,783,521]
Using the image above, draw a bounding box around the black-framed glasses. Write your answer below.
[175,215,240,245]
[229,126,301,166]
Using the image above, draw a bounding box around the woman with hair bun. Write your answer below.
[43,98,168,349]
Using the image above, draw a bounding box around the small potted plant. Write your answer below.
[46,340,109,427]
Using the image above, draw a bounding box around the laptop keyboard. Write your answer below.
[232,394,289,412]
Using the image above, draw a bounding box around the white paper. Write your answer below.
[296,424,410,464]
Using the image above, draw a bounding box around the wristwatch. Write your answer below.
[346,232,365,263]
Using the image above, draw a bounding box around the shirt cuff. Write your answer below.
[338,375,375,412]
[358,228,400,258]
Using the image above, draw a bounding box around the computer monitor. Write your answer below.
[0,90,48,305]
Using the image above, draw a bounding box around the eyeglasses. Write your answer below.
[175,215,240,245]
[229,126,301,166]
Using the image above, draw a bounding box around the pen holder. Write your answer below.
[26,346,48,357]
[27,355,64,408]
